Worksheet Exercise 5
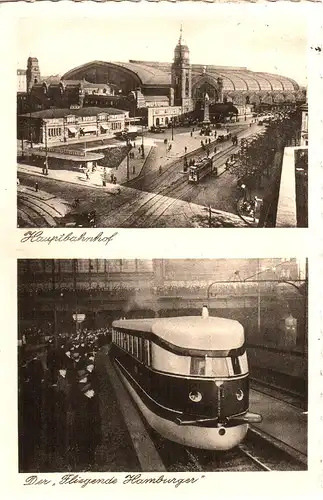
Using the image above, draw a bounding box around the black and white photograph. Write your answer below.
[16,3,309,229]
[18,258,308,473]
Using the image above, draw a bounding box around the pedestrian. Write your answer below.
[214,147,217,154]
[184,146,187,153]
[190,131,193,137]
[86,172,89,180]
[35,182,39,192]
[209,138,211,144]
[113,176,117,184]
[138,147,141,154]
[110,174,114,183]
[159,166,162,175]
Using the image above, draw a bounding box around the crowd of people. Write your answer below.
[19,281,272,300]
[18,328,111,472]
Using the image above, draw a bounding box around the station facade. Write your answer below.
[17,30,306,126]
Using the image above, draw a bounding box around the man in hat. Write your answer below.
[70,374,101,470]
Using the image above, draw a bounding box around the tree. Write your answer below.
[227,110,302,188]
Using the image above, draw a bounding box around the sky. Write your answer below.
[17,3,308,86]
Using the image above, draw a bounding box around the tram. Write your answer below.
[110,307,262,450]
[216,131,232,143]
[188,155,217,183]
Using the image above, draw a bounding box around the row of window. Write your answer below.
[113,329,151,365]
[48,127,62,137]
[112,328,248,377]
[18,259,154,274]
[111,122,122,130]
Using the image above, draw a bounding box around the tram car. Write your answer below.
[110,307,261,450]
[188,155,217,183]
[216,131,232,143]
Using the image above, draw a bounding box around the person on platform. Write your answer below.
[35,182,39,192]
[70,378,101,470]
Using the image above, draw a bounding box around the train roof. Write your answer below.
[112,316,244,350]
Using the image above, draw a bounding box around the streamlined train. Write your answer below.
[110,307,261,450]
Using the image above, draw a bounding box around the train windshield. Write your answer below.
[190,352,248,377]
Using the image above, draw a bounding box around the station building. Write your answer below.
[17,106,128,146]
[17,30,306,127]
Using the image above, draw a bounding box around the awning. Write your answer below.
[67,126,77,134]
[81,126,97,133]
[100,124,109,131]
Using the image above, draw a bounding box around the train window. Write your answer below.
[143,340,151,366]
[138,338,143,362]
[208,358,229,377]
[190,357,206,376]
[238,352,248,373]
[129,335,134,355]
[133,336,138,358]
[150,344,191,375]
[231,357,242,375]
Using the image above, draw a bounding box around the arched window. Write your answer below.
[156,117,160,126]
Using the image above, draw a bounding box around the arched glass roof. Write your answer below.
[62,60,300,94]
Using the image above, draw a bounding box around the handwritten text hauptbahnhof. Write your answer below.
[20,230,118,246]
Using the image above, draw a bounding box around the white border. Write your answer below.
[0,1,322,499]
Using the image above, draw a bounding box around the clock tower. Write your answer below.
[171,27,192,112]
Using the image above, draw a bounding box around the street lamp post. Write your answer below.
[126,139,130,181]
[141,124,145,158]
[171,118,174,141]
[44,120,49,175]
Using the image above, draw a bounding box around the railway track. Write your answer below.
[117,124,263,227]
[151,429,306,472]
[250,377,306,410]
[119,145,240,227]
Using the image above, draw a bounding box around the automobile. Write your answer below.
[150,126,167,133]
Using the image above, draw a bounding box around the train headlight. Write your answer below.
[189,391,202,402]
[236,389,244,401]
